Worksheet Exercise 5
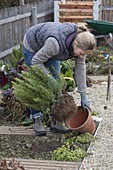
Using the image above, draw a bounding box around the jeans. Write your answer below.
[22,45,60,118]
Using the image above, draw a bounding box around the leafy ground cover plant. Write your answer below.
[0,45,27,122]
[61,59,76,92]
[40,132,95,162]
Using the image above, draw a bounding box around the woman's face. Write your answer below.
[73,42,91,59]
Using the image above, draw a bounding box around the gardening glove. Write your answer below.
[80,93,91,111]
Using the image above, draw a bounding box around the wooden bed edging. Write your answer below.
[1,158,81,170]
[0,126,55,136]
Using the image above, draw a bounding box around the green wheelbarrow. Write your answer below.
[84,19,113,101]
[84,19,113,35]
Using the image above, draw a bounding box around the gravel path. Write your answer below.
[71,78,113,170]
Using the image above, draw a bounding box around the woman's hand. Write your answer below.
[80,93,91,111]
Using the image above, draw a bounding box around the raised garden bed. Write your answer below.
[0,118,101,170]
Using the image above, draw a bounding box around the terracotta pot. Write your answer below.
[65,106,96,134]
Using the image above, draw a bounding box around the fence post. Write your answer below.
[93,0,102,20]
[93,0,98,20]
[31,7,37,26]
[54,1,59,22]
[19,0,25,6]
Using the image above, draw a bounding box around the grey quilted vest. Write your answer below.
[26,22,77,60]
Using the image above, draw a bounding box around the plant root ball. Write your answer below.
[51,93,78,122]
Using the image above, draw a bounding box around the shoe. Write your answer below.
[50,126,71,134]
[33,117,46,136]
[50,116,71,134]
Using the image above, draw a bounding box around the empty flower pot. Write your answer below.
[65,106,96,134]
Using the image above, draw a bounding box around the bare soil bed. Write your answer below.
[0,134,63,160]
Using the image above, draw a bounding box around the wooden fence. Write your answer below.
[0,0,54,61]
[0,0,113,61]
[102,0,113,22]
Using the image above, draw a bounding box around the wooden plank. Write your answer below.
[60,1,94,5]
[0,44,20,59]
[0,126,60,136]
[0,8,3,19]
[3,158,80,170]
[59,16,93,19]
[0,26,2,52]
[0,9,53,25]
[2,8,9,51]
[7,7,14,49]
[59,15,93,23]
[18,5,23,43]
[102,7,113,10]
[36,9,54,19]
[0,10,4,52]
[21,5,28,39]
[59,9,93,13]
[13,7,19,46]
[60,5,93,10]
[59,9,93,16]
[26,3,31,27]
[0,12,31,26]
[59,2,93,9]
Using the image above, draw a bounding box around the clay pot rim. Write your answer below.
[66,106,91,130]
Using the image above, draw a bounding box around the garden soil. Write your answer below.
[0,76,113,169]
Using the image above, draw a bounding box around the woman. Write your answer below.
[22,22,96,136]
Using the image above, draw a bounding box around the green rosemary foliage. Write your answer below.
[10,43,24,68]
[13,66,66,112]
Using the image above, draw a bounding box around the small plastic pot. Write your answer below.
[65,106,96,134]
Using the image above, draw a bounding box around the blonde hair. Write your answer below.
[75,24,96,50]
